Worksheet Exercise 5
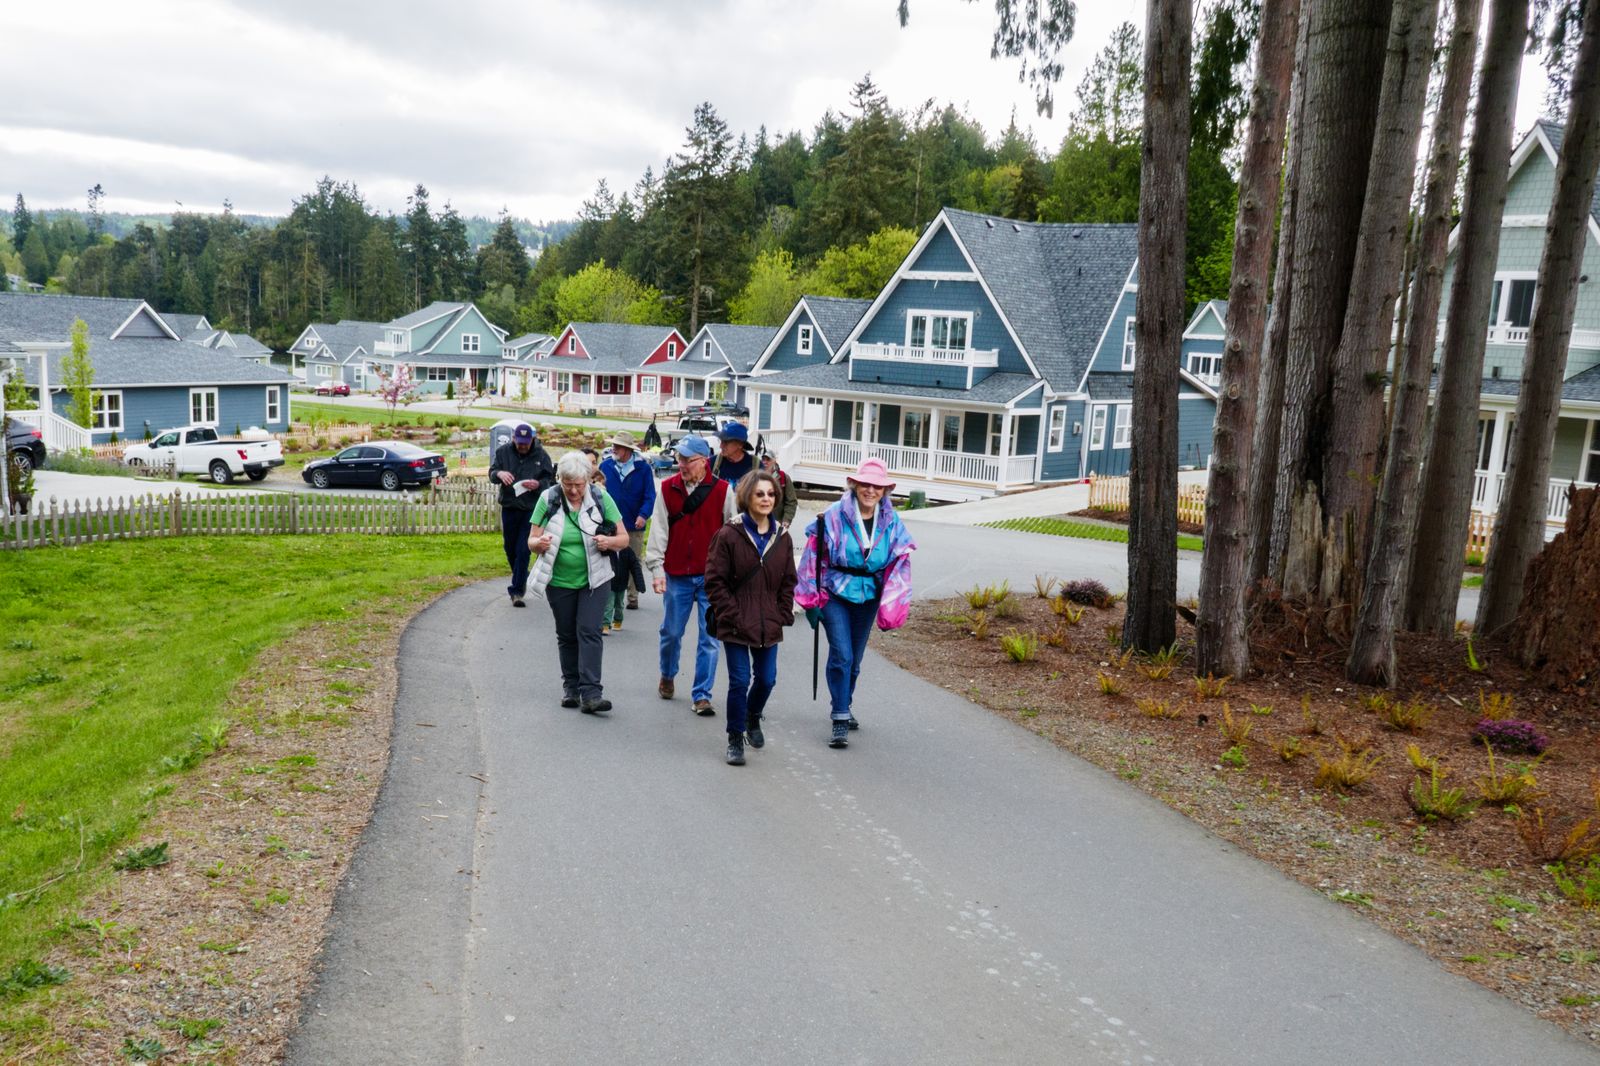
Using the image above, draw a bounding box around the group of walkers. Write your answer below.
[488,420,915,763]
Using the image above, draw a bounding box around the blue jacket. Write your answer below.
[600,455,657,529]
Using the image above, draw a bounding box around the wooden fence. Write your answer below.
[2,489,498,550]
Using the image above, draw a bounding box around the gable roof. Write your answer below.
[160,312,209,335]
[0,292,163,339]
[566,322,683,370]
[1534,118,1600,231]
[19,336,294,388]
[388,301,464,331]
[699,323,779,372]
[1185,300,1229,336]
[804,296,873,354]
[306,320,388,364]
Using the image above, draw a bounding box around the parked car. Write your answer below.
[300,441,447,491]
[122,425,284,483]
[4,423,46,473]
[314,381,351,396]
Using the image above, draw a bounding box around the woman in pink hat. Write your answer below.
[795,457,916,749]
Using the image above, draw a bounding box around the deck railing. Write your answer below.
[794,435,1038,487]
[853,342,1000,368]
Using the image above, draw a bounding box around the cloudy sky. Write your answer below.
[2,1,1557,223]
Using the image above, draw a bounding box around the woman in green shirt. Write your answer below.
[527,452,631,714]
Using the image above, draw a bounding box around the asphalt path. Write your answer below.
[288,524,1571,1064]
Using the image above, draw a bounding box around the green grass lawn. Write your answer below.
[288,400,650,433]
[981,515,1205,553]
[0,534,500,973]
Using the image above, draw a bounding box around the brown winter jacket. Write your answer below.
[705,517,798,648]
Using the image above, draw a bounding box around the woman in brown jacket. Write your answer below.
[705,471,798,766]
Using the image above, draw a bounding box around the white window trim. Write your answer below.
[1489,271,1540,328]
[556,371,572,391]
[461,332,481,354]
[93,390,124,433]
[265,387,281,423]
[189,388,219,426]
[797,325,814,355]
[1047,407,1066,451]
[638,375,657,394]
[1122,318,1137,370]
[1186,351,1222,385]
[1089,405,1108,450]
[941,413,962,452]
[600,376,612,393]
[315,363,332,378]
[1585,420,1600,484]
[1112,403,1133,449]
[703,340,713,360]
[667,341,679,359]
[904,309,973,351]
[567,335,577,354]
[426,366,449,382]
[901,408,930,450]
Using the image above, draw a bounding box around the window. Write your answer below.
[906,312,970,351]
[851,401,866,442]
[988,413,1002,456]
[1089,406,1108,449]
[1586,421,1600,484]
[639,375,657,394]
[903,409,929,450]
[152,432,178,448]
[1113,404,1132,449]
[1476,417,1495,471]
[703,340,713,360]
[189,388,218,426]
[315,363,331,378]
[1504,279,1537,328]
[1187,352,1222,385]
[556,371,572,392]
[600,376,612,393]
[1488,275,1538,337]
[708,380,727,402]
[426,367,448,382]
[388,330,404,347]
[941,414,961,452]
[797,325,813,355]
[1047,407,1066,451]
[93,391,123,432]
[461,333,480,354]
[266,387,281,423]
[667,341,678,359]
[1122,318,1137,370]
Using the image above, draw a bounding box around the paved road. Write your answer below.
[288,526,1572,1064]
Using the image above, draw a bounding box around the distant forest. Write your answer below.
[0,13,1255,351]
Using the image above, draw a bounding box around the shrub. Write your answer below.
[1096,671,1123,696]
[1277,736,1312,762]
[1220,745,1247,769]
[1380,697,1434,734]
[1032,575,1058,599]
[1249,703,1274,716]
[1314,743,1383,792]
[1136,697,1180,719]
[1049,597,1086,625]
[1103,624,1122,648]
[999,630,1040,663]
[969,611,990,640]
[1193,673,1229,700]
[1478,691,1515,721]
[1107,647,1134,669]
[1405,743,1442,775]
[993,596,1019,619]
[1043,621,1071,648]
[1476,746,1542,807]
[1472,719,1550,756]
[1360,693,1392,715]
[1218,703,1252,745]
[1300,694,1324,735]
[1407,766,1479,822]
[1549,856,1600,908]
[1062,579,1113,608]
[1518,808,1600,864]
[962,582,1011,611]
[1140,661,1175,681]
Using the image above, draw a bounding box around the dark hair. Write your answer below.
[735,470,782,513]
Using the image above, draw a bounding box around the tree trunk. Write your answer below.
[1318,0,1440,610]
[1196,0,1302,678]
[1347,0,1481,685]
[1266,0,1396,597]
[1477,0,1600,635]
[1515,486,1600,683]
[1123,0,1191,653]
[1402,0,1530,634]
[1247,8,1313,588]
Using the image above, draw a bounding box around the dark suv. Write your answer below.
[4,423,46,473]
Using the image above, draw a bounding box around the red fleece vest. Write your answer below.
[661,475,729,577]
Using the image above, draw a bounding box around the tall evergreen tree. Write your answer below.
[405,184,439,308]
[436,202,473,300]
[11,194,32,255]
[810,77,913,250]
[654,101,745,336]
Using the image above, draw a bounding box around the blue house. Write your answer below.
[745,208,1218,500]
[683,322,779,409]
[367,301,510,395]
[289,320,387,390]
[1,292,294,448]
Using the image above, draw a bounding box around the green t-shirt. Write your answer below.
[531,488,624,589]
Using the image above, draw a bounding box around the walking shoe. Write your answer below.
[581,697,612,715]
[829,721,849,748]
[693,699,715,717]
[726,734,746,766]
[626,596,639,610]
[847,715,859,731]
[658,677,675,700]
[612,619,623,632]
[561,694,580,709]
[510,593,525,608]
[746,721,765,749]
[601,625,613,636]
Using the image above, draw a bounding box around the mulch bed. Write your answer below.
[874,590,1600,1042]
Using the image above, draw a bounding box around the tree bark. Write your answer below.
[1267,0,1396,598]
[1247,8,1313,588]
[1348,0,1481,686]
[1318,0,1441,610]
[1477,0,1600,635]
[1124,0,1191,653]
[1403,0,1530,634]
[1196,0,1303,678]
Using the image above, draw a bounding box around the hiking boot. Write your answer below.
[612,619,623,632]
[581,698,612,715]
[510,593,525,608]
[847,715,859,731]
[726,734,746,766]
[693,699,715,717]
[829,721,849,748]
[658,677,675,700]
[746,721,765,749]
[626,596,639,610]
[560,694,580,709]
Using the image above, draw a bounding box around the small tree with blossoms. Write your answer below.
[454,375,481,420]
[373,363,419,424]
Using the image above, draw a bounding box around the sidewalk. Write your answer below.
[902,469,1209,528]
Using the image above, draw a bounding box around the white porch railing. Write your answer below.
[853,342,1000,368]
[796,436,1038,488]
[1471,469,1592,526]
[1004,454,1037,486]
[12,409,91,453]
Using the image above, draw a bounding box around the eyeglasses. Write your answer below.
[856,484,885,493]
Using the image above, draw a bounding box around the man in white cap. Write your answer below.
[645,433,737,714]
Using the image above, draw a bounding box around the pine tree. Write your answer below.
[405,184,438,308]
[654,101,744,336]
[11,194,31,256]
[437,202,473,300]
[810,77,912,250]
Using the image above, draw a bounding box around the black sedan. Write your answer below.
[301,441,448,491]
[5,423,46,473]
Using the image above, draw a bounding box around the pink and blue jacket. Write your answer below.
[795,490,916,630]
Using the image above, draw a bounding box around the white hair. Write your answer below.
[556,451,594,483]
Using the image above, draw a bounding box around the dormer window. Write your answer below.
[462,333,481,354]
[703,340,712,360]
[1122,318,1137,370]
[797,325,814,355]
[568,335,577,354]
[668,341,679,359]
[389,330,404,347]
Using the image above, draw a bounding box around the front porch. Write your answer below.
[1472,406,1599,532]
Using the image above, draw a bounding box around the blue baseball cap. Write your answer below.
[675,434,713,459]
[720,421,750,449]
[511,423,534,442]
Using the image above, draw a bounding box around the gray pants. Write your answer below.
[546,585,608,701]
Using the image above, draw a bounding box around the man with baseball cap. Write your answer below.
[645,433,738,714]
[489,422,555,607]
[711,421,754,488]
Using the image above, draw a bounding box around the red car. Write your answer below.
[314,381,351,396]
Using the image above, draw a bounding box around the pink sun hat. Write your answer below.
[848,457,895,489]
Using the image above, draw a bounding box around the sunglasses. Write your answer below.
[751,490,776,499]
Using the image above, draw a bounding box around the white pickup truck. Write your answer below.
[123,425,285,484]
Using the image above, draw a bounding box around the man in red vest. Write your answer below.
[645,434,739,714]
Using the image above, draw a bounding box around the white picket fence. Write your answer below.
[2,489,499,550]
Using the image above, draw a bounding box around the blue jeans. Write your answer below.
[659,574,718,702]
[821,596,878,722]
[723,642,778,736]
[500,508,533,597]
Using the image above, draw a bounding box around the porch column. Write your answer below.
[928,404,942,477]
[1486,408,1511,510]
[998,410,1013,488]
